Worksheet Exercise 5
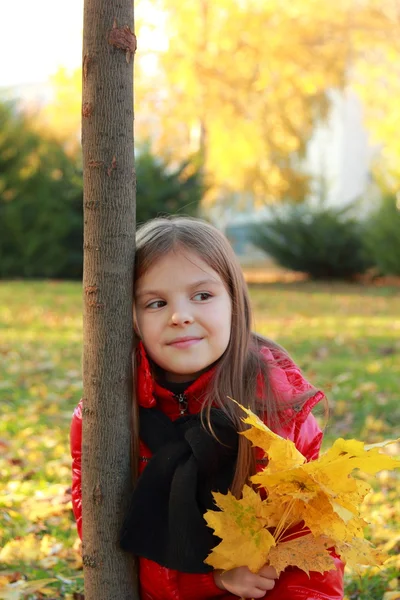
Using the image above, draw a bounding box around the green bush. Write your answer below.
[252,202,372,280]
[364,195,400,276]
[135,142,204,224]
[0,102,83,279]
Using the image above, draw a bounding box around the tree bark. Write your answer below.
[81,0,137,598]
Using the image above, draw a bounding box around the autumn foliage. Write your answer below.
[204,403,400,576]
[41,1,400,202]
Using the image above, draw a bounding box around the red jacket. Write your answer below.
[70,343,344,600]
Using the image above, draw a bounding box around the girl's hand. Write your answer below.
[213,565,278,598]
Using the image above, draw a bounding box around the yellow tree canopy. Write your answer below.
[353,43,400,193]
[40,68,82,154]
[138,0,398,202]
[41,0,399,201]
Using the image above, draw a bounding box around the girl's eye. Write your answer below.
[146,300,166,309]
[192,292,212,302]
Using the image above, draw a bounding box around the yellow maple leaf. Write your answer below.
[330,479,372,515]
[334,537,388,574]
[205,530,275,573]
[267,535,337,576]
[252,465,320,502]
[293,493,367,541]
[313,437,400,478]
[209,485,266,524]
[203,548,239,572]
[204,486,276,573]
[234,401,306,472]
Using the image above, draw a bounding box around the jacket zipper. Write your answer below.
[175,393,188,415]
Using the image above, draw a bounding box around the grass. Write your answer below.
[0,279,399,599]
[249,281,400,442]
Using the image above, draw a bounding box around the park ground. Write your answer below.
[0,279,399,599]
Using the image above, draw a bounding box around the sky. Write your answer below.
[0,0,84,88]
[0,0,165,91]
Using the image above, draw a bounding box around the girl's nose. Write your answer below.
[170,311,194,326]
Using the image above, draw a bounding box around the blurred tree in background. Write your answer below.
[137,0,346,204]
[41,67,82,154]
[134,0,398,204]
[352,4,400,194]
[39,0,399,205]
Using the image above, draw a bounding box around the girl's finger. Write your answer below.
[255,576,276,591]
[258,564,278,579]
[251,588,269,599]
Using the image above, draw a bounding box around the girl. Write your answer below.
[70,217,344,599]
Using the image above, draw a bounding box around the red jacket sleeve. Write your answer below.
[266,554,344,600]
[70,399,83,539]
[176,572,227,599]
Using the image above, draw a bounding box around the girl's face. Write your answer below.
[135,249,232,382]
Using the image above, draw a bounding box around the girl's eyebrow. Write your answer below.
[189,278,222,290]
[136,278,222,299]
[135,289,162,299]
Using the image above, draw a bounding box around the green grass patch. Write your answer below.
[0,280,399,599]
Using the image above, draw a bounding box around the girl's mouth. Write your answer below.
[167,337,203,349]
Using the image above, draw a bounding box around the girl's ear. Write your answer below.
[133,306,141,338]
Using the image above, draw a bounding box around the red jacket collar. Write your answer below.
[136,341,215,409]
[135,341,322,425]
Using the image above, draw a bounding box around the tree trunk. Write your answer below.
[81,0,137,598]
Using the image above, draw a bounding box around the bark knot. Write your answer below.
[88,159,104,168]
[82,102,94,118]
[107,155,117,177]
[83,54,91,81]
[84,200,100,210]
[88,300,104,309]
[83,554,97,568]
[109,19,137,63]
[93,483,103,505]
[85,285,98,295]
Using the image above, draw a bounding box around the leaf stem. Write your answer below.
[273,498,296,542]
[278,527,310,544]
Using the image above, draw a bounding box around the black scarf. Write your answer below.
[119,407,238,573]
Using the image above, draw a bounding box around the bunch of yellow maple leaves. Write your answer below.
[204,404,400,577]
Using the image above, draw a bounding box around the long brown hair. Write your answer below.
[134,217,315,496]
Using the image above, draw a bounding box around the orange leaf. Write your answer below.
[267,535,337,576]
